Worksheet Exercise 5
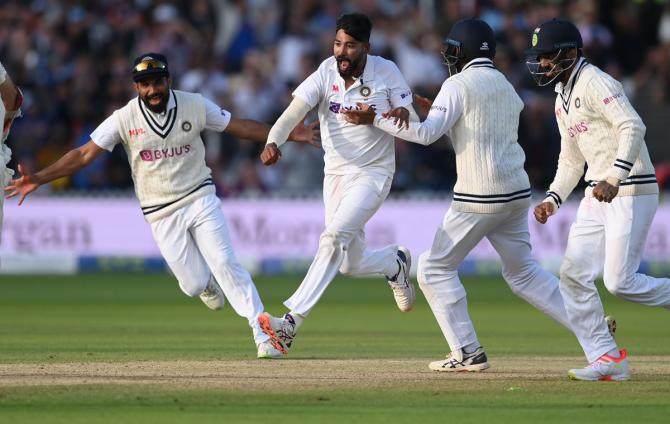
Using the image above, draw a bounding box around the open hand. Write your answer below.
[4,164,39,206]
[380,106,410,129]
[260,143,282,166]
[289,120,321,148]
[341,103,377,125]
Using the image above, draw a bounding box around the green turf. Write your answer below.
[1,274,669,423]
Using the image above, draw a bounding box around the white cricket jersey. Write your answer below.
[293,55,412,177]
[375,58,529,213]
[544,58,658,209]
[91,90,232,222]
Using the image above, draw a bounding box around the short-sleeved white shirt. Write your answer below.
[91,91,231,152]
[293,55,412,176]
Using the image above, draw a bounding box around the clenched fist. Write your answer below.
[534,202,556,224]
[260,143,282,165]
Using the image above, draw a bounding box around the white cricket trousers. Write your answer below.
[417,206,580,352]
[561,194,670,362]
[150,194,267,344]
[284,173,399,316]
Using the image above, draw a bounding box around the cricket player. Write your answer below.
[256,13,416,356]
[528,18,670,381]
[343,18,596,372]
[5,53,318,359]
[0,59,23,246]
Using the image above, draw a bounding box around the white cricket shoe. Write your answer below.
[568,349,630,381]
[258,312,297,355]
[256,340,283,359]
[387,246,415,312]
[429,347,490,372]
[199,277,225,310]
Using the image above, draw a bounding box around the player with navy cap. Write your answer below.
[343,18,597,373]
[5,52,319,359]
[529,18,670,381]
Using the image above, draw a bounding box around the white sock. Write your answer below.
[288,311,305,329]
[462,342,481,354]
[606,348,620,358]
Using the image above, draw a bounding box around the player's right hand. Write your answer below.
[413,94,433,117]
[260,143,282,166]
[533,202,555,224]
[4,164,39,206]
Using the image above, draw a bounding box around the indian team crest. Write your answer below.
[575,97,581,108]
[182,121,192,132]
[359,86,371,97]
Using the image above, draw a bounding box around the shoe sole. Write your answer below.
[258,313,288,355]
[397,246,415,312]
[429,362,491,372]
[567,371,630,381]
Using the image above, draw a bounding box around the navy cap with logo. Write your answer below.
[132,53,170,82]
[526,18,583,58]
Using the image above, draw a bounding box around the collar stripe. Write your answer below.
[138,90,178,139]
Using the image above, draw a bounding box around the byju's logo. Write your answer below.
[139,144,192,161]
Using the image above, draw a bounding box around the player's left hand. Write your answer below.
[260,143,282,166]
[341,103,376,125]
[592,181,619,203]
[381,106,410,129]
[289,120,321,148]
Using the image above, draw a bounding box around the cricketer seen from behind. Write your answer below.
[343,18,598,373]
[4,53,319,359]
[528,18,670,381]
[256,13,416,356]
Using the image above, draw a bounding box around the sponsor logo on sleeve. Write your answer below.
[332,84,339,93]
[602,93,623,105]
[429,105,449,113]
[181,121,192,132]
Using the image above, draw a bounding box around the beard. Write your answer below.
[336,55,363,78]
[141,92,168,113]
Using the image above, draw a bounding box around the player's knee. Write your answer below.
[339,256,359,276]
[319,231,345,254]
[559,256,585,286]
[179,278,209,297]
[603,272,631,297]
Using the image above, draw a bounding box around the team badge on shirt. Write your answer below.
[360,86,371,97]
[182,121,192,132]
[575,97,581,108]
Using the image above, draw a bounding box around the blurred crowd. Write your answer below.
[1,0,670,197]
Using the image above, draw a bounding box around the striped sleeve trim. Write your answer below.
[613,158,633,171]
[545,191,562,207]
[453,188,531,204]
[587,174,657,187]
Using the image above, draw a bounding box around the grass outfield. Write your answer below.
[0,274,669,423]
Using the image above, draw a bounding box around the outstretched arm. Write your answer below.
[260,97,313,166]
[5,140,106,205]
[224,117,318,147]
